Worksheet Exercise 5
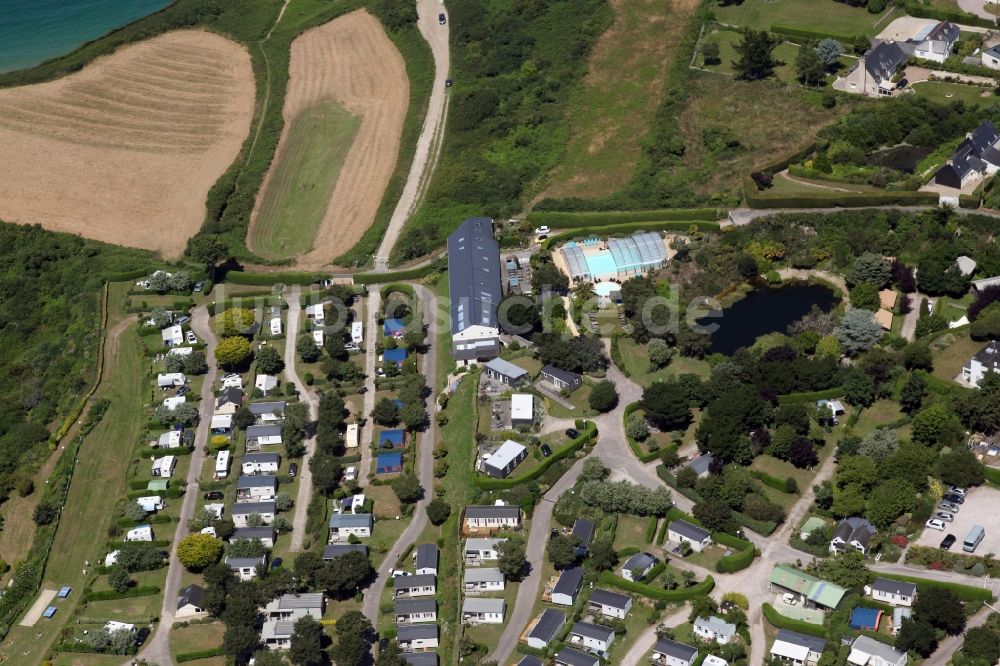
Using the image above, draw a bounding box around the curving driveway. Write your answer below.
[958,0,995,20]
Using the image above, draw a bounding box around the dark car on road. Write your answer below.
[438,13,446,24]
[136,627,151,646]
[289,463,298,478]
[565,428,580,439]
[940,534,957,550]
[203,491,224,500]
[540,444,552,457]
[942,493,965,505]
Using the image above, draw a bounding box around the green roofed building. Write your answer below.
[769,565,847,610]
[799,517,826,541]
[147,479,169,492]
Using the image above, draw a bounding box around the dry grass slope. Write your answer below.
[248,9,409,268]
[0,30,254,258]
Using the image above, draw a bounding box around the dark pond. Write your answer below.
[867,145,933,174]
[696,284,839,356]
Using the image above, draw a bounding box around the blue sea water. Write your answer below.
[0,0,171,74]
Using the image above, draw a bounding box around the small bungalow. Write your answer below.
[227,556,266,581]
[621,552,657,581]
[313,329,325,347]
[414,543,439,576]
[541,364,583,392]
[651,638,699,666]
[176,584,206,620]
[397,624,439,652]
[396,598,437,624]
[847,636,908,666]
[687,453,715,479]
[462,597,505,624]
[526,608,566,649]
[247,424,283,447]
[867,578,917,607]
[232,527,276,548]
[769,565,847,611]
[569,621,615,654]
[464,504,521,530]
[770,630,827,666]
[242,452,280,476]
[464,537,506,563]
[328,513,373,542]
[216,387,244,414]
[588,588,632,619]
[551,566,584,606]
[693,616,737,644]
[323,543,369,560]
[830,517,876,555]
[377,451,403,474]
[481,439,528,479]
[394,574,437,598]
[510,393,534,428]
[255,374,279,396]
[351,321,364,346]
[236,475,277,503]
[232,501,276,528]
[483,357,529,386]
[464,568,505,593]
[571,518,595,556]
[961,340,1000,388]
[668,520,712,552]
[555,647,600,666]
[816,400,845,425]
[249,400,286,423]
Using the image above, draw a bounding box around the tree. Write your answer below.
[390,474,423,504]
[902,343,932,371]
[835,308,883,357]
[896,617,938,657]
[851,253,891,287]
[216,336,253,367]
[693,499,733,531]
[290,615,326,666]
[900,372,926,413]
[177,533,223,571]
[589,380,619,413]
[107,565,132,594]
[223,623,260,664]
[275,492,294,512]
[124,501,148,522]
[217,308,256,337]
[970,302,1000,340]
[866,478,917,529]
[297,336,321,363]
[497,537,528,581]
[815,334,842,360]
[332,611,372,666]
[935,448,985,487]
[318,551,374,598]
[589,538,618,571]
[184,351,209,375]
[579,480,673,516]
[737,253,759,280]
[229,539,268,559]
[372,397,400,426]
[914,587,966,635]
[849,283,881,311]
[702,41,721,65]
[257,345,284,374]
[796,44,827,86]
[813,551,871,588]
[912,402,962,447]
[648,338,674,369]
[376,641,410,666]
[401,401,428,430]
[788,439,819,469]
[426,498,451,525]
[733,29,781,80]
[817,38,844,65]
[642,382,692,431]
[547,533,580,569]
[960,626,1000,664]
[626,413,651,441]
[858,428,898,463]
[841,370,876,408]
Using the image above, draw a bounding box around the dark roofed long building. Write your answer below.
[447,217,502,363]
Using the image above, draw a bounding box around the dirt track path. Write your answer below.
[373,0,451,269]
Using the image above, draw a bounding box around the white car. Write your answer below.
[934,511,955,523]
[925,518,946,531]
[782,593,797,606]
[392,570,412,578]
[186,331,198,344]
[344,466,357,482]
[534,225,551,236]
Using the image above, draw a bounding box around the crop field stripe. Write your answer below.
[251,101,361,260]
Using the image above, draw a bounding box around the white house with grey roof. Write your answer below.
[569,622,615,654]
[248,401,286,423]
[830,517,876,555]
[246,424,282,448]
[464,537,505,564]
[461,597,505,624]
[323,543,368,560]
[397,624,439,651]
[621,552,657,581]
[483,357,528,386]
[232,501,275,528]
[526,608,566,649]
[962,340,1000,388]
[241,452,280,476]
[551,565,584,606]
[396,599,437,624]
[770,629,827,666]
[694,616,737,644]
[668,519,712,552]
[236,475,277,503]
[232,527,276,548]
[464,504,521,530]
[176,584,206,620]
[261,593,324,649]
[912,21,959,63]
[226,556,266,581]
[395,574,436,598]
[934,121,1000,202]
[328,513,372,542]
[447,217,502,363]
[848,636,907,666]
[687,453,715,479]
[652,638,699,666]
[414,543,438,576]
[555,647,600,666]
[867,578,917,607]
[588,588,632,619]
[255,373,279,396]
[464,567,505,593]
[837,41,909,97]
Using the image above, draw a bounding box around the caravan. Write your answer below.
[215,450,231,479]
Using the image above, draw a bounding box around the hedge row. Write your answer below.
[85,585,160,602]
[380,283,417,300]
[138,446,193,460]
[177,647,226,662]
[762,603,827,637]
[224,271,323,286]
[354,258,446,285]
[750,470,797,495]
[663,509,757,573]
[646,516,659,543]
[623,402,678,463]
[527,208,721,228]
[716,544,758,573]
[883,573,994,602]
[472,422,598,489]
[599,571,715,601]
[984,465,1000,486]
[745,185,939,209]
[542,221,719,251]
[777,386,844,404]
[770,23,858,44]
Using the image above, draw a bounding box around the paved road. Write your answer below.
[285,286,320,551]
[359,286,381,486]
[958,0,994,21]
[361,285,438,623]
[621,606,691,666]
[924,603,993,666]
[373,0,450,269]
[135,307,219,666]
[900,293,924,342]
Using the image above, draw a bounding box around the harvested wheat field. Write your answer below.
[248,9,409,267]
[0,31,254,258]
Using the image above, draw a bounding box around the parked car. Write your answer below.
[193,281,204,292]
[345,466,357,482]
[288,463,298,477]
[540,444,552,457]
[565,428,580,439]
[392,570,412,578]
[940,534,957,550]
[938,501,960,513]
[942,493,965,505]
[204,491,224,500]
[271,557,283,570]
[176,315,191,325]
[136,627,151,646]
[782,593,797,606]
[896,78,908,90]
[534,225,551,236]
[186,331,198,344]
[438,12,446,24]
[445,78,452,88]
[177,385,191,396]
[948,486,967,496]
[925,518,946,531]
[934,511,955,523]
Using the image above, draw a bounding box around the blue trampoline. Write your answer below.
[379,429,406,448]
[383,318,406,337]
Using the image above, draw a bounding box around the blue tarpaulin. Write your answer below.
[376,451,403,474]
[379,429,405,448]
[849,607,881,630]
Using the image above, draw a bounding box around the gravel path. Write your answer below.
[286,286,319,551]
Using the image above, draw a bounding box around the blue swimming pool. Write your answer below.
[586,253,618,277]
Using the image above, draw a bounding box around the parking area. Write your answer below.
[915,486,1000,553]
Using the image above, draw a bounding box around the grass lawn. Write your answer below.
[364,483,402,517]
[369,516,410,568]
[854,399,903,436]
[543,381,597,419]
[931,332,983,383]
[250,101,361,260]
[170,620,225,659]
[604,599,660,663]
[510,355,542,378]
[713,0,893,36]
[53,655,145,666]
[683,543,728,572]
[935,293,973,323]
[679,73,841,198]
[462,583,520,651]
[614,515,655,551]
[617,338,711,386]
[700,30,801,84]
[751,455,813,494]
[434,277,455,391]
[912,81,994,106]
[541,0,696,200]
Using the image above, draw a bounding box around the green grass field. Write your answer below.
[932,332,983,383]
[618,338,711,386]
[700,30,800,84]
[912,82,995,106]
[170,621,225,663]
[713,0,892,36]
[250,101,361,260]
